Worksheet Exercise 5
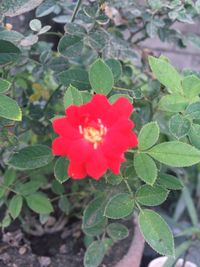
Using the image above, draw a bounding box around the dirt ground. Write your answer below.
[0,219,154,267]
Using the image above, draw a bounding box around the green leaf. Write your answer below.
[29,19,42,31]
[158,94,188,112]
[64,23,86,37]
[26,193,53,214]
[106,173,123,185]
[84,240,105,267]
[134,153,157,185]
[1,214,11,228]
[51,180,65,195]
[139,209,174,256]
[136,185,169,206]
[58,196,70,215]
[148,0,162,9]
[146,20,158,38]
[149,56,182,94]
[0,187,6,199]
[157,173,184,190]
[105,59,122,82]
[0,40,21,66]
[89,59,114,95]
[0,30,23,43]
[8,195,23,219]
[36,1,55,17]
[88,30,108,51]
[0,78,11,93]
[102,238,114,252]
[188,123,200,149]
[83,196,107,236]
[54,157,69,183]
[138,122,160,150]
[0,95,22,121]
[169,114,191,139]
[107,223,129,241]
[63,85,83,109]
[104,193,134,219]
[109,93,132,103]
[4,168,16,186]
[8,145,54,170]
[147,141,200,167]
[182,75,200,98]
[58,35,83,58]
[81,91,92,103]
[16,180,43,195]
[58,68,90,90]
[185,102,200,120]
[2,0,44,17]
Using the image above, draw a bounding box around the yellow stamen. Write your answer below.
[79,119,107,149]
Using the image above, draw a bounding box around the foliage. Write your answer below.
[1,0,200,266]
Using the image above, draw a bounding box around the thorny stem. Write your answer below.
[71,0,82,23]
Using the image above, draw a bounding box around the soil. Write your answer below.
[0,219,155,267]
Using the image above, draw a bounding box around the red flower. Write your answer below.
[52,94,138,180]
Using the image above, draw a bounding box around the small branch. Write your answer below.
[123,178,133,197]
[133,35,148,45]
[71,0,82,23]
[42,32,63,37]
[114,215,145,267]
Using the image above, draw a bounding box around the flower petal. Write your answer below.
[106,97,133,126]
[68,139,93,163]
[108,156,124,174]
[68,161,87,179]
[86,149,108,179]
[81,94,111,122]
[52,137,71,156]
[65,105,83,126]
[102,131,129,159]
[52,117,80,139]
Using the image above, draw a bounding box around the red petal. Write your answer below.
[106,97,133,126]
[52,137,70,156]
[81,94,111,122]
[68,139,93,163]
[86,149,108,179]
[68,161,87,179]
[102,130,129,159]
[109,118,138,148]
[108,157,123,174]
[127,132,138,147]
[65,105,83,126]
[110,118,134,133]
[52,117,80,139]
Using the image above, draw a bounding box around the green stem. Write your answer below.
[135,201,143,213]
[42,31,63,37]
[51,192,87,202]
[113,86,133,93]
[71,0,82,23]
[0,184,19,195]
[128,149,138,153]
[123,178,133,197]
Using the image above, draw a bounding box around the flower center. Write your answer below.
[79,119,107,149]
